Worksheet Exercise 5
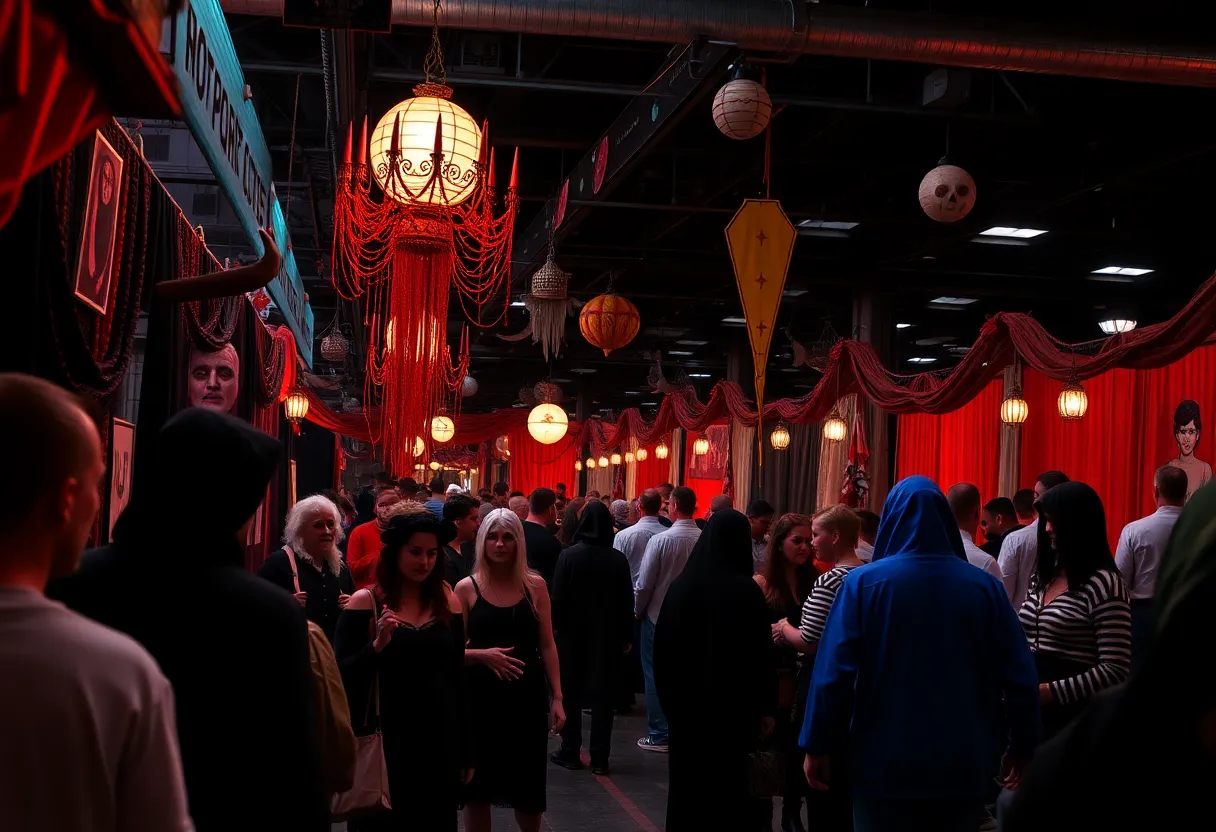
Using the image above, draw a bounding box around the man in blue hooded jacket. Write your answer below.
[800,476,1040,831]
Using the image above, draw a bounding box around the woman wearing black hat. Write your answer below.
[336,512,473,830]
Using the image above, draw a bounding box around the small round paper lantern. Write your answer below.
[284,389,310,424]
[586,457,597,470]
[610,452,622,466]
[625,451,635,464]
[655,442,669,460]
[712,78,772,141]
[461,375,479,397]
[598,455,610,468]
[527,403,568,445]
[823,413,848,442]
[411,435,426,458]
[431,415,455,443]
[1058,380,1088,421]
[470,467,478,475]
[579,293,641,356]
[693,434,710,456]
[415,463,425,472]
[918,163,976,223]
[575,460,583,472]
[770,422,791,450]
[429,461,441,471]
[369,85,483,207]
[636,448,648,462]
[1001,392,1029,425]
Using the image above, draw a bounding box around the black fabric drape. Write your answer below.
[751,422,821,514]
[296,420,337,499]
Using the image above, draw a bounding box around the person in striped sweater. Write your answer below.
[1017,481,1132,740]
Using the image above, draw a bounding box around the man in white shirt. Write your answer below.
[946,483,1003,581]
[0,374,193,832]
[613,489,668,712]
[856,509,880,563]
[745,498,775,573]
[998,470,1070,606]
[1115,465,1186,670]
[633,485,701,752]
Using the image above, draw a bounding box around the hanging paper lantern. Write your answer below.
[823,411,848,442]
[712,78,772,141]
[320,331,349,362]
[411,435,426,458]
[598,455,610,468]
[579,293,641,356]
[431,415,455,443]
[369,86,483,207]
[527,403,568,445]
[770,422,791,450]
[429,460,442,471]
[586,457,597,470]
[655,442,669,460]
[459,469,468,478]
[471,467,478,475]
[575,459,583,471]
[415,463,426,472]
[1057,380,1088,421]
[918,163,976,223]
[636,447,648,462]
[461,375,479,397]
[693,434,710,456]
[284,389,310,424]
[625,451,635,464]
[610,451,622,466]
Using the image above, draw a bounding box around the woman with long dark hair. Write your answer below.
[1019,481,1132,740]
[755,513,818,832]
[558,497,586,548]
[335,512,472,831]
[455,509,565,832]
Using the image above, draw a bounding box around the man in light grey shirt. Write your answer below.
[947,483,1005,582]
[633,486,701,752]
[614,489,668,584]
[0,374,193,832]
[1115,465,1186,670]
[998,470,1070,606]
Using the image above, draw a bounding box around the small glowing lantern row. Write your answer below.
[598,455,610,468]
[586,457,597,470]
[655,442,669,460]
[636,447,648,462]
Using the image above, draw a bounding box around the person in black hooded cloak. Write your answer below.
[549,500,634,774]
[48,408,329,832]
[653,508,777,831]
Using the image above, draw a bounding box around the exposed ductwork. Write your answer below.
[221,0,1216,88]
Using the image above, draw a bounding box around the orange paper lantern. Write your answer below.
[579,293,641,356]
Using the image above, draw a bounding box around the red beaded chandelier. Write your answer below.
[330,0,518,474]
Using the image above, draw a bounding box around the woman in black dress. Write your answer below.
[454,508,565,832]
[754,513,818,832]
[335,512,472,831]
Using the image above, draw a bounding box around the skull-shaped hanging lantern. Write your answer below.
[918,163,976,223]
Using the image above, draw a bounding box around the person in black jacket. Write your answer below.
[48,408,329,832]
[549,500,634,775]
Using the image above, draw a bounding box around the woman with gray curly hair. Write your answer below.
[258,494,355,642]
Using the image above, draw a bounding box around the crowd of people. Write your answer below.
[1,375,1211,832]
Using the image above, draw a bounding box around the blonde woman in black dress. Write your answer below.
[454,508,565,832]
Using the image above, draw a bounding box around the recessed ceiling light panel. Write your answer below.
[1091,266,1154,276]
[978,226,1048,238]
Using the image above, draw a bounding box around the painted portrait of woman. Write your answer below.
[1167,399,1212,501]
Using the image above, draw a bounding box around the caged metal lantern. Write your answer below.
[770,422,791,450]
[1057,379,1088,421]
[636,447,648,462]
[655,442,669,460]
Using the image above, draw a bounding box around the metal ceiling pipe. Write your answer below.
[220,0,1216,87]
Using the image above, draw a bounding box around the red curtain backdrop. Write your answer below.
[505,422,583,499]
[685,427,728,520]
[896,379,1004,540]
[634,434,674,494]
[1020,345,1216,547]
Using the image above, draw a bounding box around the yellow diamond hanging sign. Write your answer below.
[725,199,797,466]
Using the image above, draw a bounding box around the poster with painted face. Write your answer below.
[1167,399,1212,502]
[187,343,240,413]
[74,131,124,315]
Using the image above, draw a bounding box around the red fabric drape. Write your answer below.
[634,434,674,494]
[505,422,583,499]
[1020,345,1216,547]
[685,428,728,520]
[896,379,1003,504]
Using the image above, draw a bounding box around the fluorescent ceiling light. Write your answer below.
[688,373,712,378]
[1091,266,1154,276]
[978,226,1048,239]
[782,289,808,298]
[1098,319,1138,335]
[929,297,978,306]
[550,378,572,383]
[676,339,709,346]
[798,219,859,230]
[907,357,937,364]
[668,350,695,356]
[570,368,597,374]
[642,402,659,406]
[625,391,643,395]
[721,316,747,324]
[895,323,912,329]
[510,300,526,307]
